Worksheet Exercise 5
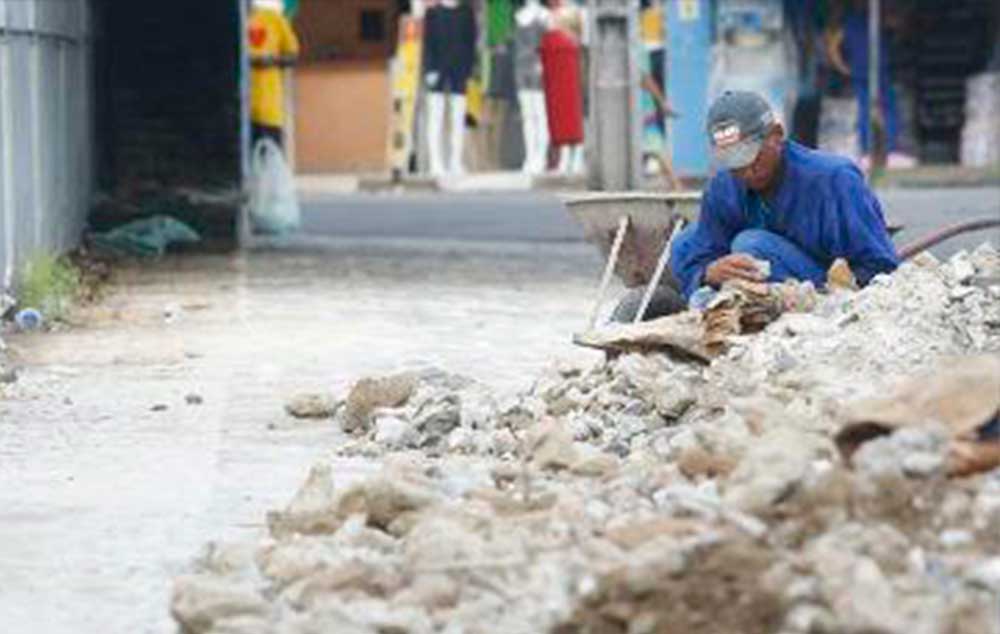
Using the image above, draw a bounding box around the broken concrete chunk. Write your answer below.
[556,539,783,634]
[373,415,412,449]
[527,418,579,471]
[603,517,706,550]
[285,393,338,419]
[722,429,823,513]
[267,464,341,538]
[677,446,737,480]
[569,449,620,478]
[342,373,417,433]
[947,252,977,283]
[170,575,270,634]
[412,393,461,439]
[338,474,440,533]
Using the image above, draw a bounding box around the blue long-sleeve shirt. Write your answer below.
[671,141,900,299]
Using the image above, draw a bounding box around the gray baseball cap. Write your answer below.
[706,91,776,169]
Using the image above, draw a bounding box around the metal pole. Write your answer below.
[0,0,16,290]
[868,0,883,175]
[28,0,43,252]
[238,0,252,248]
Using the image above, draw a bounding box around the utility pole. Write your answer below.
[868,0,885,178]
[587,0,642,191]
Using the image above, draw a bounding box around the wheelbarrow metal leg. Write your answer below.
[633,218,685,324]
[588,216,630,329]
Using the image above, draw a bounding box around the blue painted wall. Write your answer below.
[665,0,713,177]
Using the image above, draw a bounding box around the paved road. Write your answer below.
[302,186,1000,259]
[301,192,584,243]
[877,186,1000,258]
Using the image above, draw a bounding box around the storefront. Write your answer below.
[292,0,409,173]
[666,0,1000,178]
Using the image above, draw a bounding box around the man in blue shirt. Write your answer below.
[670,90,900,302]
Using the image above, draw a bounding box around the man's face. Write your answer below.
[731,126,783,192]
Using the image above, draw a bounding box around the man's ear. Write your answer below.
[771,122,786,143]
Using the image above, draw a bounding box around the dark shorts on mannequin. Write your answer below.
[252,123,283,149]
[428,71,469,95]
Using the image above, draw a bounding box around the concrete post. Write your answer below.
[586,0,642,191]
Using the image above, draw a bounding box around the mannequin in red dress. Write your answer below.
[541,0,584,174]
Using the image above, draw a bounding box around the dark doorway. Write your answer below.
[90,0,244,242]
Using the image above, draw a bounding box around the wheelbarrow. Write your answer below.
[563,192,700,334]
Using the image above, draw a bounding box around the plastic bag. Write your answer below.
[91,215,201,258]
[250,139,301,235]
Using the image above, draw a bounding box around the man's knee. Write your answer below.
[670,222,699,264]
[730,229,775,257]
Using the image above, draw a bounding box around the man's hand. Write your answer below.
[705,254,766,286]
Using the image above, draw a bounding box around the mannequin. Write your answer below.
[248,0,300,148]
[483,0,517,170]
[540,2,584,175]
[514,0,551,174]
[423,0,477,176]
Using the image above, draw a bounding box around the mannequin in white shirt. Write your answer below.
[514,0,551,174]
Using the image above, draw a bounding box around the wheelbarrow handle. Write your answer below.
[633,219,685,324]
[587,216,631,330]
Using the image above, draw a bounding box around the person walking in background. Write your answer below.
[639,0,681,189]
[248,0,301,149]
[826,0,915,169]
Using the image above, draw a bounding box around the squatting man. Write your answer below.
[618,90,900,320]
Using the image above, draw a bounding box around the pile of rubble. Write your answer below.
[173,246,1000,634]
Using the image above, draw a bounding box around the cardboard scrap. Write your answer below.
[574,311,712,362]
[577,280,819,360]
[703,279,818,354]
[835,355,1000,477]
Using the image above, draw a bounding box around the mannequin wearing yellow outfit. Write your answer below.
[248,0,300,147]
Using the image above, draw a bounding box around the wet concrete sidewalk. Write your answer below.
[0,238,604,633]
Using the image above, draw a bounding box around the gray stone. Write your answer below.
[854,427,948,480]
[489,428,519,456]
[967,557,1000,592]
[446,427,477,453]
[412,394,461,440]
[784,604,836,634]
[617,415,648,441]
[939,529,974,549]
[947,252,976,283]
[655,388,696,421]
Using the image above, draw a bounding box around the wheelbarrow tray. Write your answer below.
[563,192,701,288]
